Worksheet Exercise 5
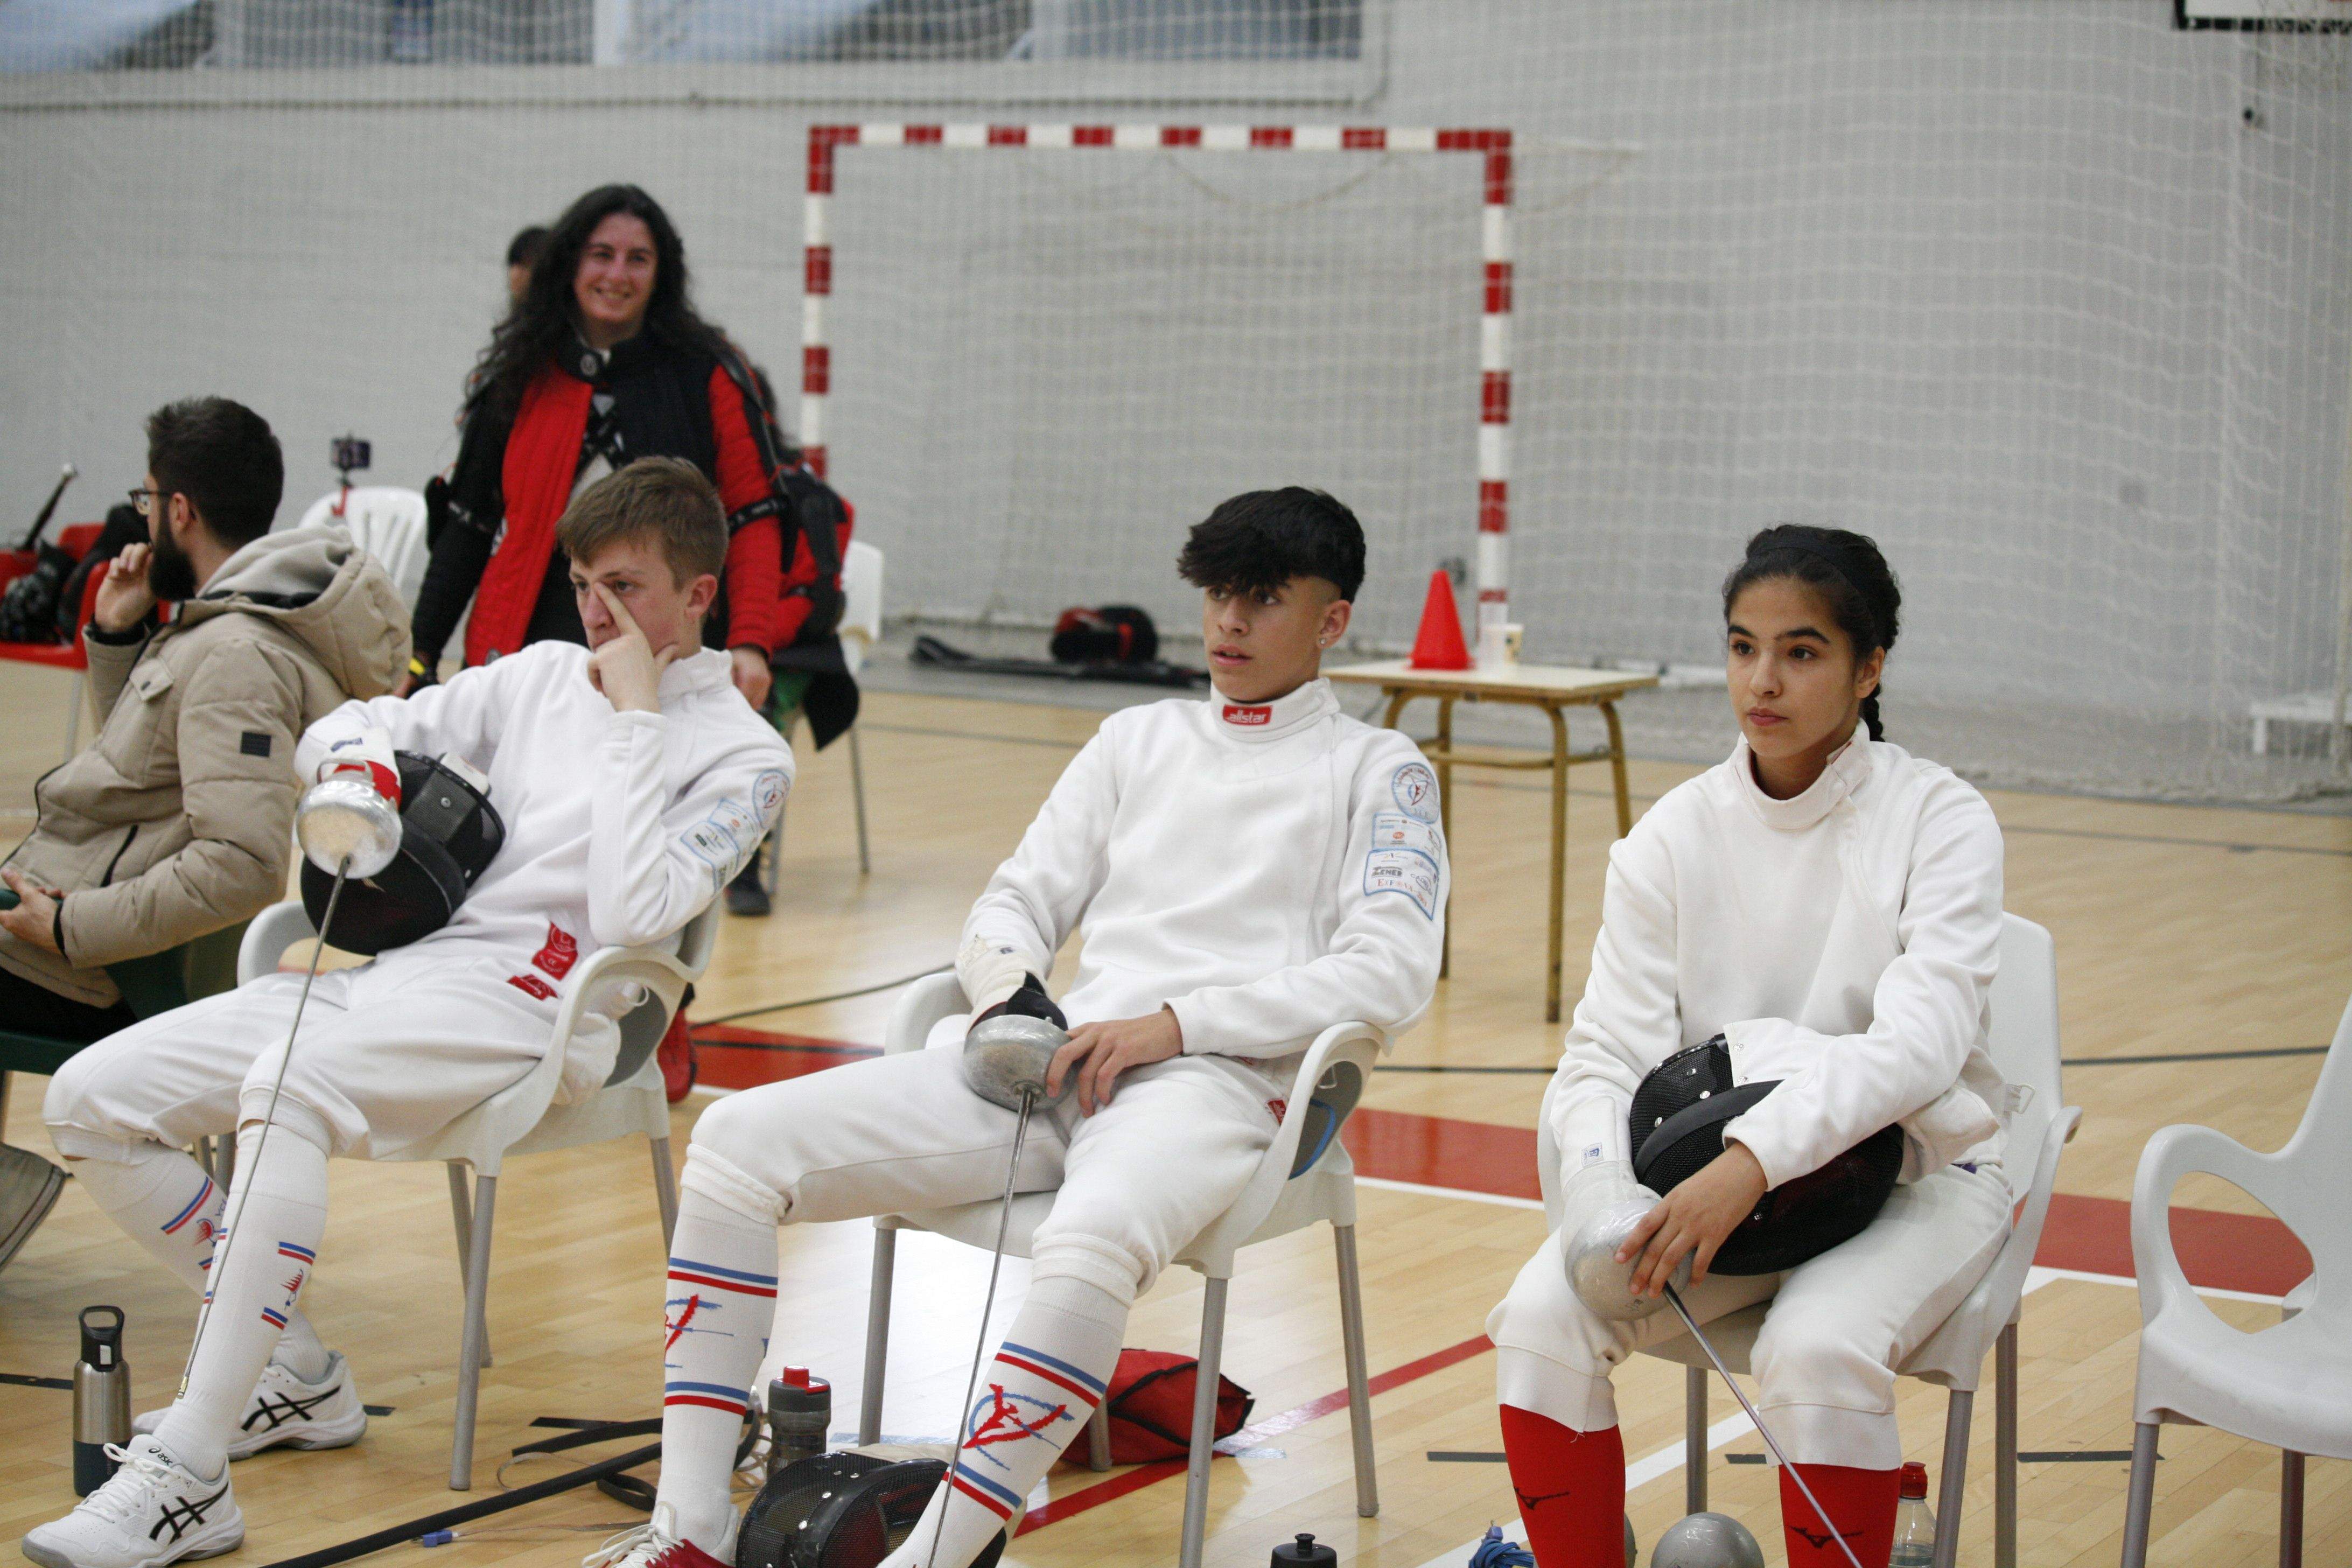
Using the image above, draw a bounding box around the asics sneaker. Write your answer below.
[20,1434,243,1568]
[131,1353,367,1460]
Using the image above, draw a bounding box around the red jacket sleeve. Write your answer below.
[710,365,782,652]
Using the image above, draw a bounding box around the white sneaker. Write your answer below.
[583,1504,736,1568]
[20,1435,243,1568]
[131,1354,367,1460]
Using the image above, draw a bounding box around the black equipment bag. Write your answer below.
[1629,1037,1903,1276]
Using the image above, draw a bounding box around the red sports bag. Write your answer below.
[1067,1349,1254,1466]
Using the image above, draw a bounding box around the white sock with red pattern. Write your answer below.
[878,1273,1126,1568]
[68,1138,332,1380]
[153,1122,328,1477]
[650,1191,779,1553]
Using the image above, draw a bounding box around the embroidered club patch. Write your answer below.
[751,769,788,821]
[1390,761,1439,822]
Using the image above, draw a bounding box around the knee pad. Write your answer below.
[681,1142,786,1227]
[1030,1235,1145,1306]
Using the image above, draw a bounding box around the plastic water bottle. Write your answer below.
[1889,1460,1936,1566]
[764,1367,831,1478]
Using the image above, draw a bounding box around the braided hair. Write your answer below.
[1720,525,1902,741]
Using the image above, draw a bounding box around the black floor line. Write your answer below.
[1378,1044,2329,1075]
[695,967,941,1027]
[1427,1450,1510,1462]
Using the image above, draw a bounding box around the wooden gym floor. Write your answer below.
[2,660,2346,1568]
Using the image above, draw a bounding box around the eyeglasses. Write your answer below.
[128,488,164,517]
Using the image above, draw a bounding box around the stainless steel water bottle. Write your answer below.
[72,1306,131,1496]
[765,1366,831,1479]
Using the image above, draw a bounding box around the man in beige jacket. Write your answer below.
[0,397,408,1261]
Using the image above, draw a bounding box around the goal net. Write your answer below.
[3,1,2350,801]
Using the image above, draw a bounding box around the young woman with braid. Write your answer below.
[1487,527,2014,1568]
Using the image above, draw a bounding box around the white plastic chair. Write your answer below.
[2117,997,2352,1568]
[297,486,431,610]
[235,899,717,1488]
[856,972,1384,1568]
[764,538,879,888]
[1537,913,2079,1568]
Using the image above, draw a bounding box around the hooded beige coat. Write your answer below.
[0,526,408,1006]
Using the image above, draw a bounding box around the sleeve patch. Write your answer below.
[240,731,273,758]
[1371,811,1441,859]
[751,768,789,821]
[1389,761,1439,822]
[1364,846,1440,920]
[680,814,753,893]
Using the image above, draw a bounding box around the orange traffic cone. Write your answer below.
[1408,570,1472,670]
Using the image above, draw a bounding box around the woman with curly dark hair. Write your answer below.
[407,185,852,758]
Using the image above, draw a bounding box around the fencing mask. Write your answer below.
[298,752,503,955]
[736,1452,1007,1568]
[1629,1037,1902,1275]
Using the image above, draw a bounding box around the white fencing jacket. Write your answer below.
[297,641,793,968]
[1548,736,2009,1192]
[957,678,1448,1079]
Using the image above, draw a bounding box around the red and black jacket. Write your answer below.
[412,331,853,741]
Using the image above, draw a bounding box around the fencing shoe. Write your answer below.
[0,1142,67,1271]
[583,1505,736,1568]
[20,1434,244,1568]
[131,1353,367,1459]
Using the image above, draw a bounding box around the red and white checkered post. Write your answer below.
[802,122,1516,633]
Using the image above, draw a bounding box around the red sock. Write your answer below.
[1778,1463,1899,1567]
[1497,1405,1625,1567]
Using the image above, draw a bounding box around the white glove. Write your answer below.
[1558,1156,1653,1245]
[1559,1156,1670,1321]
[316,724,400,805]
[555,1009,623,1107]
[957,932,1036,1017]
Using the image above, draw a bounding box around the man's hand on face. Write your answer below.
[92,542,158,635]
[1045,1007,1185,1116]
[730,646,773,710]
[0,868,65,954]
[587,582,676,715]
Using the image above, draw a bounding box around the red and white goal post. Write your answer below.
[801,120,1519,645]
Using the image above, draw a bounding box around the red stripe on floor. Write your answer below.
[1018,1335,1494,1535]
[682,1026,2312,1297]
[689,1027,878,1091]
[1345,1105,1541,1201]
[2034,1191,2311,1299]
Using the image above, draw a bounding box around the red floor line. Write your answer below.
[1019,1335,1494,1534]
[687,1025,2315,1297]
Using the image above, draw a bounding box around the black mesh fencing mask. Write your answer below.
[299,752,503,955]
[736,1453,1006,1568]
[1629,1037,1903,1275]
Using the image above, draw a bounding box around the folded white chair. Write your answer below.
[235,900,717,1487]
[855,971,1384,1568]
[2117,995,2352,1568]
[1537,913,2078,1568]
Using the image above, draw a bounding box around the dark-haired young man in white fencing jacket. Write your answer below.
[610,488,1447,1568]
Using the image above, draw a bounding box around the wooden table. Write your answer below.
[1327,659,1660,1021]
